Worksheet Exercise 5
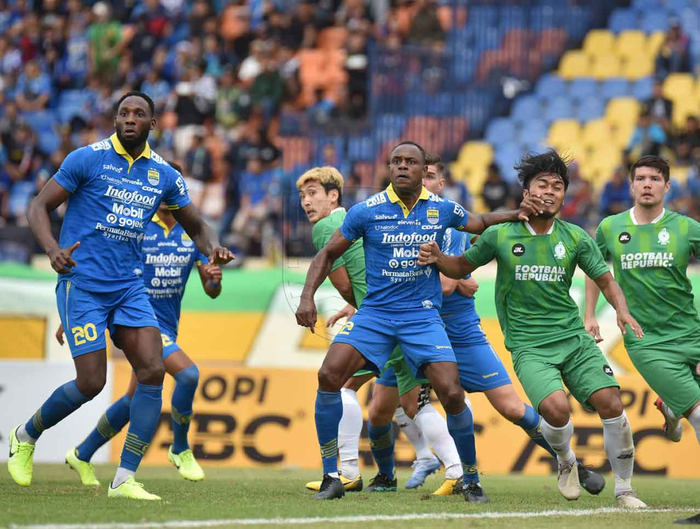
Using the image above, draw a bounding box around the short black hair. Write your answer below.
[425,152,445,175]
[629,155,670,183]
[115,91,155,117]
[515,149,570,191]
[391,141,426,164]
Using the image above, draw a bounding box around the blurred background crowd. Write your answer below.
[0,0,699,264]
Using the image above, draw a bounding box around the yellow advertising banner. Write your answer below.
[111,361,700,477]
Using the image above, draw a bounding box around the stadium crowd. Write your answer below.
[0,0,699,261]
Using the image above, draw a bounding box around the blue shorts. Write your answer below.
[159,328,182,360]
[332,308,456,378]
[447,321,511,392]
[56,280,159,358]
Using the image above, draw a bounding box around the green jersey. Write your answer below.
[464,220,610,351]
[312,207,367,306]
[596,208,700,349]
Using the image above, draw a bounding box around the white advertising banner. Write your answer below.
[0,361,114,463]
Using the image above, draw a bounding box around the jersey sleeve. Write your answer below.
[52,147,92,193]
[577,229,610,280]
[594,221,610,260]
[195,246,209,266]
[441,228,468,257]
[162,167,192,210]
[688,217,700,259]
[313,220,345,272]
[339,203,367,242]
[445,200,469,231]
[463,226,498,267]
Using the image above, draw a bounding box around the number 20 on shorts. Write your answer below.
[71,323,97,345]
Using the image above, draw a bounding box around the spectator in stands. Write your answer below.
[87,2,123,81]
[216,66,245,131]
[14,59,51,112]
[481,163,510,212]
[643,80,673,132]
[141,69,171,112]
[307,88,336,126]
[0,36,22,77]
[250,53,284,120]
[687,161,700,220]
[345,26,369,119]
[408,0,445,50]
[665,177,687,215]
[655,20,690,78]
[440,167,471,210]
[626,113,667,158]
[336,0,374,37]
[674,115,700,164]
[559,163,595,230]
[599,166,633,219]
[319,142,351,180]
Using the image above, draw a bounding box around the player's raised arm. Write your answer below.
[296,229,353,333]
[463,195,545,234]
[592,272,644,339]
[584,276,603,343]
[172,204,234,265]
[328,265,358,308]
[28,178,78,273]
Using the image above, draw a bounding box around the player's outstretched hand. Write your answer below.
[327,304,356,328]
[584,316,603,343]
[49,241,80,274]
[418,241,441,266]
[617,311,644,339]
[55,323,65,345]
[206,264,223,284]
[296,296,318,334]
[209,246,235,265]
[517,196,545,221]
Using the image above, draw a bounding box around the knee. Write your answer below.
[136,358,165,386]
[76,374,106,400]
[402,400,418,420]
[368,399,395,426]
[317,366,343,392]
[439,386,466,415]
[596,397,624,419]
[176,365,200,388]
[539,402,570,427]
[500,399,526,424]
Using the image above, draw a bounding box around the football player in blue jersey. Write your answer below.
[9,92,233,500]
[295,141,543,501]
[57,190,222,486]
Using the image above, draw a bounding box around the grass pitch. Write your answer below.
[2,465,699,528]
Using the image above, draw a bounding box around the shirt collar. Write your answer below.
[330,207,346,214]
[152,213,173,237]
[629,207,665,225]
[385,184,430,218]
[524,221,554,235]
[110,133,151,172]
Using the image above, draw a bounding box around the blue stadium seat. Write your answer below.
[609,8,638,33]
[564,7,591,40]
[576,97,605,122]
[569,78,598,101]
[517,119,548,143]
[679,8,700,34]
[631,77,655,100]
[512,95,542,124]
[600,78,630,100]
[536,74,567,98]
[498,6,527,29]
[468,6,498,27]
[640,9,670,33]
[38,131,60,155]
[21,110,56,134]
[632,0,661,9]
[666,0,691,14]
[494,143,523,183]
[485,117,516,144]
[543,96,574,123]
[347,136,374,162]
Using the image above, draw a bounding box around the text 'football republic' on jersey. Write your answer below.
[339,185,469,318]
[312,207,367,307]
[53,134,191,292]
[141,216,208,338]
[464,219,610,351]
[596,208,700,349]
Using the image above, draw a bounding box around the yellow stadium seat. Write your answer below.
[605,97,641,127]
[559,51,590,80]
[547,120,581,150]
[671,166,690,184]
[663,73,695,102]
[592,55,622,79]
[458,141,493,169]
[591,144,623,167]
[622,53,654,79]
[465,166,488,196]
[616,31,647,60]
[610,122,635,149]
[582,119,613,148]
[560,143,589,167]
[583,30,616,57]
[647,31,666,56]
[673,100,700,128]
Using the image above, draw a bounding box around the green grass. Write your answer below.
[2,465,699,528]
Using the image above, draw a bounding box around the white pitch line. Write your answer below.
[9,507,699,529]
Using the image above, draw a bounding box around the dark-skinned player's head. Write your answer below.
[388,141,427,197]
[516,150,570,220]
[114,91,156,150]
[423,152,446,195]
[629,155,670,209]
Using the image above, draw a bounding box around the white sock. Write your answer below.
[415,403,462,479]
[540,419,576,465]
[394,406,434,463]
[601,411,634,496]
[338,388,362,479]
[16,425,37,445]
[687,405,700,445]
[112,467,135,488]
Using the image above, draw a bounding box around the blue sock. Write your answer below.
[119,383,162,472]
[76,394,132,462]
[446,407,478,484]
[171,365,199,454]
[25,380,90,440]
[368,422,395,478]
[315,390,343,475]
[516,404,557,459]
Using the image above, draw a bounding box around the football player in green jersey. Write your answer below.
[418,150,647,508]
[585,155,700,449]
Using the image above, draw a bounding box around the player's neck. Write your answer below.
[527,216,555,235]
[395,189,418,212]
[160,213,177,229]
[632,203,664,225]
[125,141,147,160]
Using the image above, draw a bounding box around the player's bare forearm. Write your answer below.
[329,266,358,308]
[436,253,474,280]
[198,264,222,299]
[301,230,352,301]
[440,273,459,296]
[466,210,520,234]
[28,179,70,254]
[594,272,628,314]
[173,204,215,257]
[585,276,602,319]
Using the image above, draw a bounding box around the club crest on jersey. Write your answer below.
[657,228,670,246]
[181,233,194,247]
[619,232,631,244]
[512,243,525,256]
[147,169,160,186]
[427,209,439,225]
[554,242,566,260]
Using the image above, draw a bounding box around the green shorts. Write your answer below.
[512,333,619,412]
[627,334,700,417]
[378,346,428,396]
